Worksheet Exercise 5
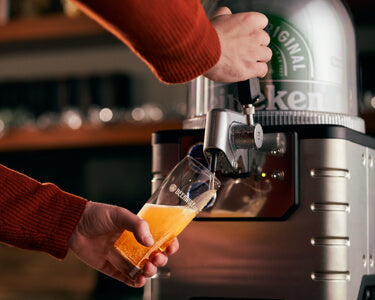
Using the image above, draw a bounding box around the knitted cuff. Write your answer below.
[42,188,87,259]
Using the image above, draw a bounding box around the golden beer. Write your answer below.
[115,203,197,275]
[115,188,218,279]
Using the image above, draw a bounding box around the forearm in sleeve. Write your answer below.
[70,0,221,83]
[0,164,87,259]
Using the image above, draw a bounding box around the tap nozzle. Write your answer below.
[242,104,256,126]
[209,150,218,175]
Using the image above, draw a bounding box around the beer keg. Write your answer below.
[184,0,365,132]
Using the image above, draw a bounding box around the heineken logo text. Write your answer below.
[259,84,323,110]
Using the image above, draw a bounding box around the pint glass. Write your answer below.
[114,155,221,280]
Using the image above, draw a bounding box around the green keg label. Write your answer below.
[209,15,349,114]
[265,16,314,80]
[253,16,344,112]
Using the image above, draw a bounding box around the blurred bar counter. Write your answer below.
[0,244,95,300]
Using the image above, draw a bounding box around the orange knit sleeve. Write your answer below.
[0,164,87,259]
[71,0,221,84]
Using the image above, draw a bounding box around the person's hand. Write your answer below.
[204,7,272,82]
[68,201,179,287]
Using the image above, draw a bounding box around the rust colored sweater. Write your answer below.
[71,0,221,83]
[0,164,87,259]
[0,0,220,259]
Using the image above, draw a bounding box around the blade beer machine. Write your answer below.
[146,0,375,299]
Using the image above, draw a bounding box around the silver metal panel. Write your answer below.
[368,147,375,275]
[151,142,179,192]
[146,137,374,300]
[303,139,367,300]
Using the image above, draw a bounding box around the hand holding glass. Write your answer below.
[114,155,221,280]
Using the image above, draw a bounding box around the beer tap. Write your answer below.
[204,78,263,176]
[238,78,260,126]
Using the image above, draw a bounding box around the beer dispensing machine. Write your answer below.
[147,0,375,299]
[204,78,264,177]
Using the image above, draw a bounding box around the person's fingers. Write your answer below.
[107,248,137,276]
[132,218,154,247]
[263,30,271,46]
[164,238,179,255]
[107,268,146,288]
[211,6,232,19]
[241,11,268,29]
[103,248,150,287]
[110,206,140,232]
[134,275,146,287]
[256,62,269,78]
[142,261,158,278]
[110,207,154,247]
[107,268,144,287]
[107,250,161,282]
[205,9,271,82]
[256,46,273,62]
[93,256,141,287]
[151,253,168,267]
[253,29,271,46]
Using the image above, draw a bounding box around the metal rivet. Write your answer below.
[370,255,374,267]
[271,170,285,180]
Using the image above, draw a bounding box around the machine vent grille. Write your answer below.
[183,111,365,132]
[254,111,365,132]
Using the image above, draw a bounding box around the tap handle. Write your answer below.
[237,77,261,106]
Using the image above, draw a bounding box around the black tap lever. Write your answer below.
[237,77,261,106]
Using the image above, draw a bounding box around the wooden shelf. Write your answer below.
[0,13,106,43]
[0,120,183,152]
[0,3,373,44]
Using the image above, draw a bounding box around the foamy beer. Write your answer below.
[115,155,221,280]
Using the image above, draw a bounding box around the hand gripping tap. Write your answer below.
[204,78,264,176]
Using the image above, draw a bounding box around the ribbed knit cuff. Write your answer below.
[132,2,222,84]
[0,163,87,260]
[43,188,87,259]
[146,22,221,84]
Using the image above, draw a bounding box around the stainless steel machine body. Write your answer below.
[148,127,375,300]
[145,0,375,299]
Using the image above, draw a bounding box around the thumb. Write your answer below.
[211,6,232,18]
[111,207,155,247]
[132,217,155,247]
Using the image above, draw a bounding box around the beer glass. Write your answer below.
[114,155,221,280]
